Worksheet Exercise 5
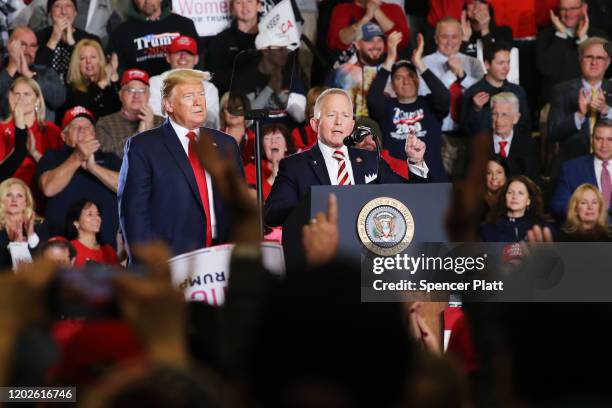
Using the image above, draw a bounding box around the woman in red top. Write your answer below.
[244,123,296,201]
[65,199,119,267]
[0,77,63,187]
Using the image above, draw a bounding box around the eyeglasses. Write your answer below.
[69,125,94,133]
[559,5,582,13]
[582,55,610,63]
[122,87,147,94]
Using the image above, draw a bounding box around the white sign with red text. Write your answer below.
[169,243,285,306]
[172,0,232,37]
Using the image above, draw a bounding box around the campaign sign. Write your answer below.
[169,243,285,306]
[172,0,232,37]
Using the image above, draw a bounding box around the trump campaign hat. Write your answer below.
[120,68,150,86]
[168,35,198,55]
[357,23,385,41]
[61,106,95,130]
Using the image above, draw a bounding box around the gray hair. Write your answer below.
[312,88,353,119]
[491,92,519,114]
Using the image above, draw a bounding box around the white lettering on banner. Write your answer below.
[169,243,285,306]
[173,0,231,37]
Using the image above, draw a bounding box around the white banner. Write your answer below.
[169,243,285,306]
[255,0,300,50]
[172,0,232,37]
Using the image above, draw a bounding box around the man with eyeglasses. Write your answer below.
[96,69,164,158]
[548,36,612,169]
[0,27,65,121]
[536,0,608,104]
[35,106,122,245]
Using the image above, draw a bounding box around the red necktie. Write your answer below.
[602,161,612,209]
[333,150,351,185]
[186,131,213,247]
[449,80,463,123]
[498,141,508,158]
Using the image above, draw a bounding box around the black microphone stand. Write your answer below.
[244,105,269,240]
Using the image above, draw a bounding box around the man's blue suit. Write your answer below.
[551,154,611,218]
[118,120,244,257]
[265,143,427,227]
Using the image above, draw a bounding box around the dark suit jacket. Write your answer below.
[118,120,244,258]
[499,130,541,185]
[264,144,428,227]
[551,154,610,218]
[548,78,612,167]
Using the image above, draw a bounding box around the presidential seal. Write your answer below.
[357,197,414,256]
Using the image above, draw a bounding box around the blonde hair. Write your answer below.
[0,178,36,229]
[67,39,107,92]
[564,183,609,233]
[578,36,611,58]
[161,69,205,115]
[312,88,353,120]
[5,76,47,129]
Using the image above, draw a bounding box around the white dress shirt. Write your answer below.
[149,70,220,130]
[318,141,356,185]
[318,140,429,182]
[169,118,218,239]
[493,132,514,156]
[420,51,485,132]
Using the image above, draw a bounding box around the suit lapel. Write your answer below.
[162,121,204,210]
[307,144,332,185]
[587,156,598,186]
[347,148,366,184]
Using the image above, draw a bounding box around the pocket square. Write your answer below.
[365,173,377,184]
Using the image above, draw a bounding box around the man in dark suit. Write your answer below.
[118,69,243,258]
[536,0,609,104]
[265,88,429,227]
[548,37,612,168]
[488,92,540,184]
[551,119,612,218]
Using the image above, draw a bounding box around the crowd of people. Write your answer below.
[0,0,612,405]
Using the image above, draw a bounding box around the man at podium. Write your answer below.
[265,88,430,226]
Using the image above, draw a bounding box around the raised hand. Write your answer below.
[549,10,566,34]
[590,89,609,115]
[578,88,589,117]
[26,129,41,162]
[13,100,25,130]
[405,132,426,164]
[386,31,402,64]
[473,3,491,34]
[411,33,426,72]
[6,219,25,242]
[447,54,465,79]
[65,21,75,45]
[137,105,155,132]
[302,193,339,266]
[472,91,490,112]
[577,13,589,39]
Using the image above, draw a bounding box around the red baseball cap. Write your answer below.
[61,106,95,130]
[168,35,198,55]
[120,68,150,86]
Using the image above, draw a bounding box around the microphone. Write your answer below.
[343,125,372,147]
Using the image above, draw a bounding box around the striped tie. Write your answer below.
[333,150,351,185]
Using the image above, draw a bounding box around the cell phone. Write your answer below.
[48,262,121,319]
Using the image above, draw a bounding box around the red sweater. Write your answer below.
[327,3,410,51]
[71,240,120,267]
[0,119,63,187]
[244,160,273,201]
[427,0,466,27]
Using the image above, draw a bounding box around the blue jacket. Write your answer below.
[118,120,244,258]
